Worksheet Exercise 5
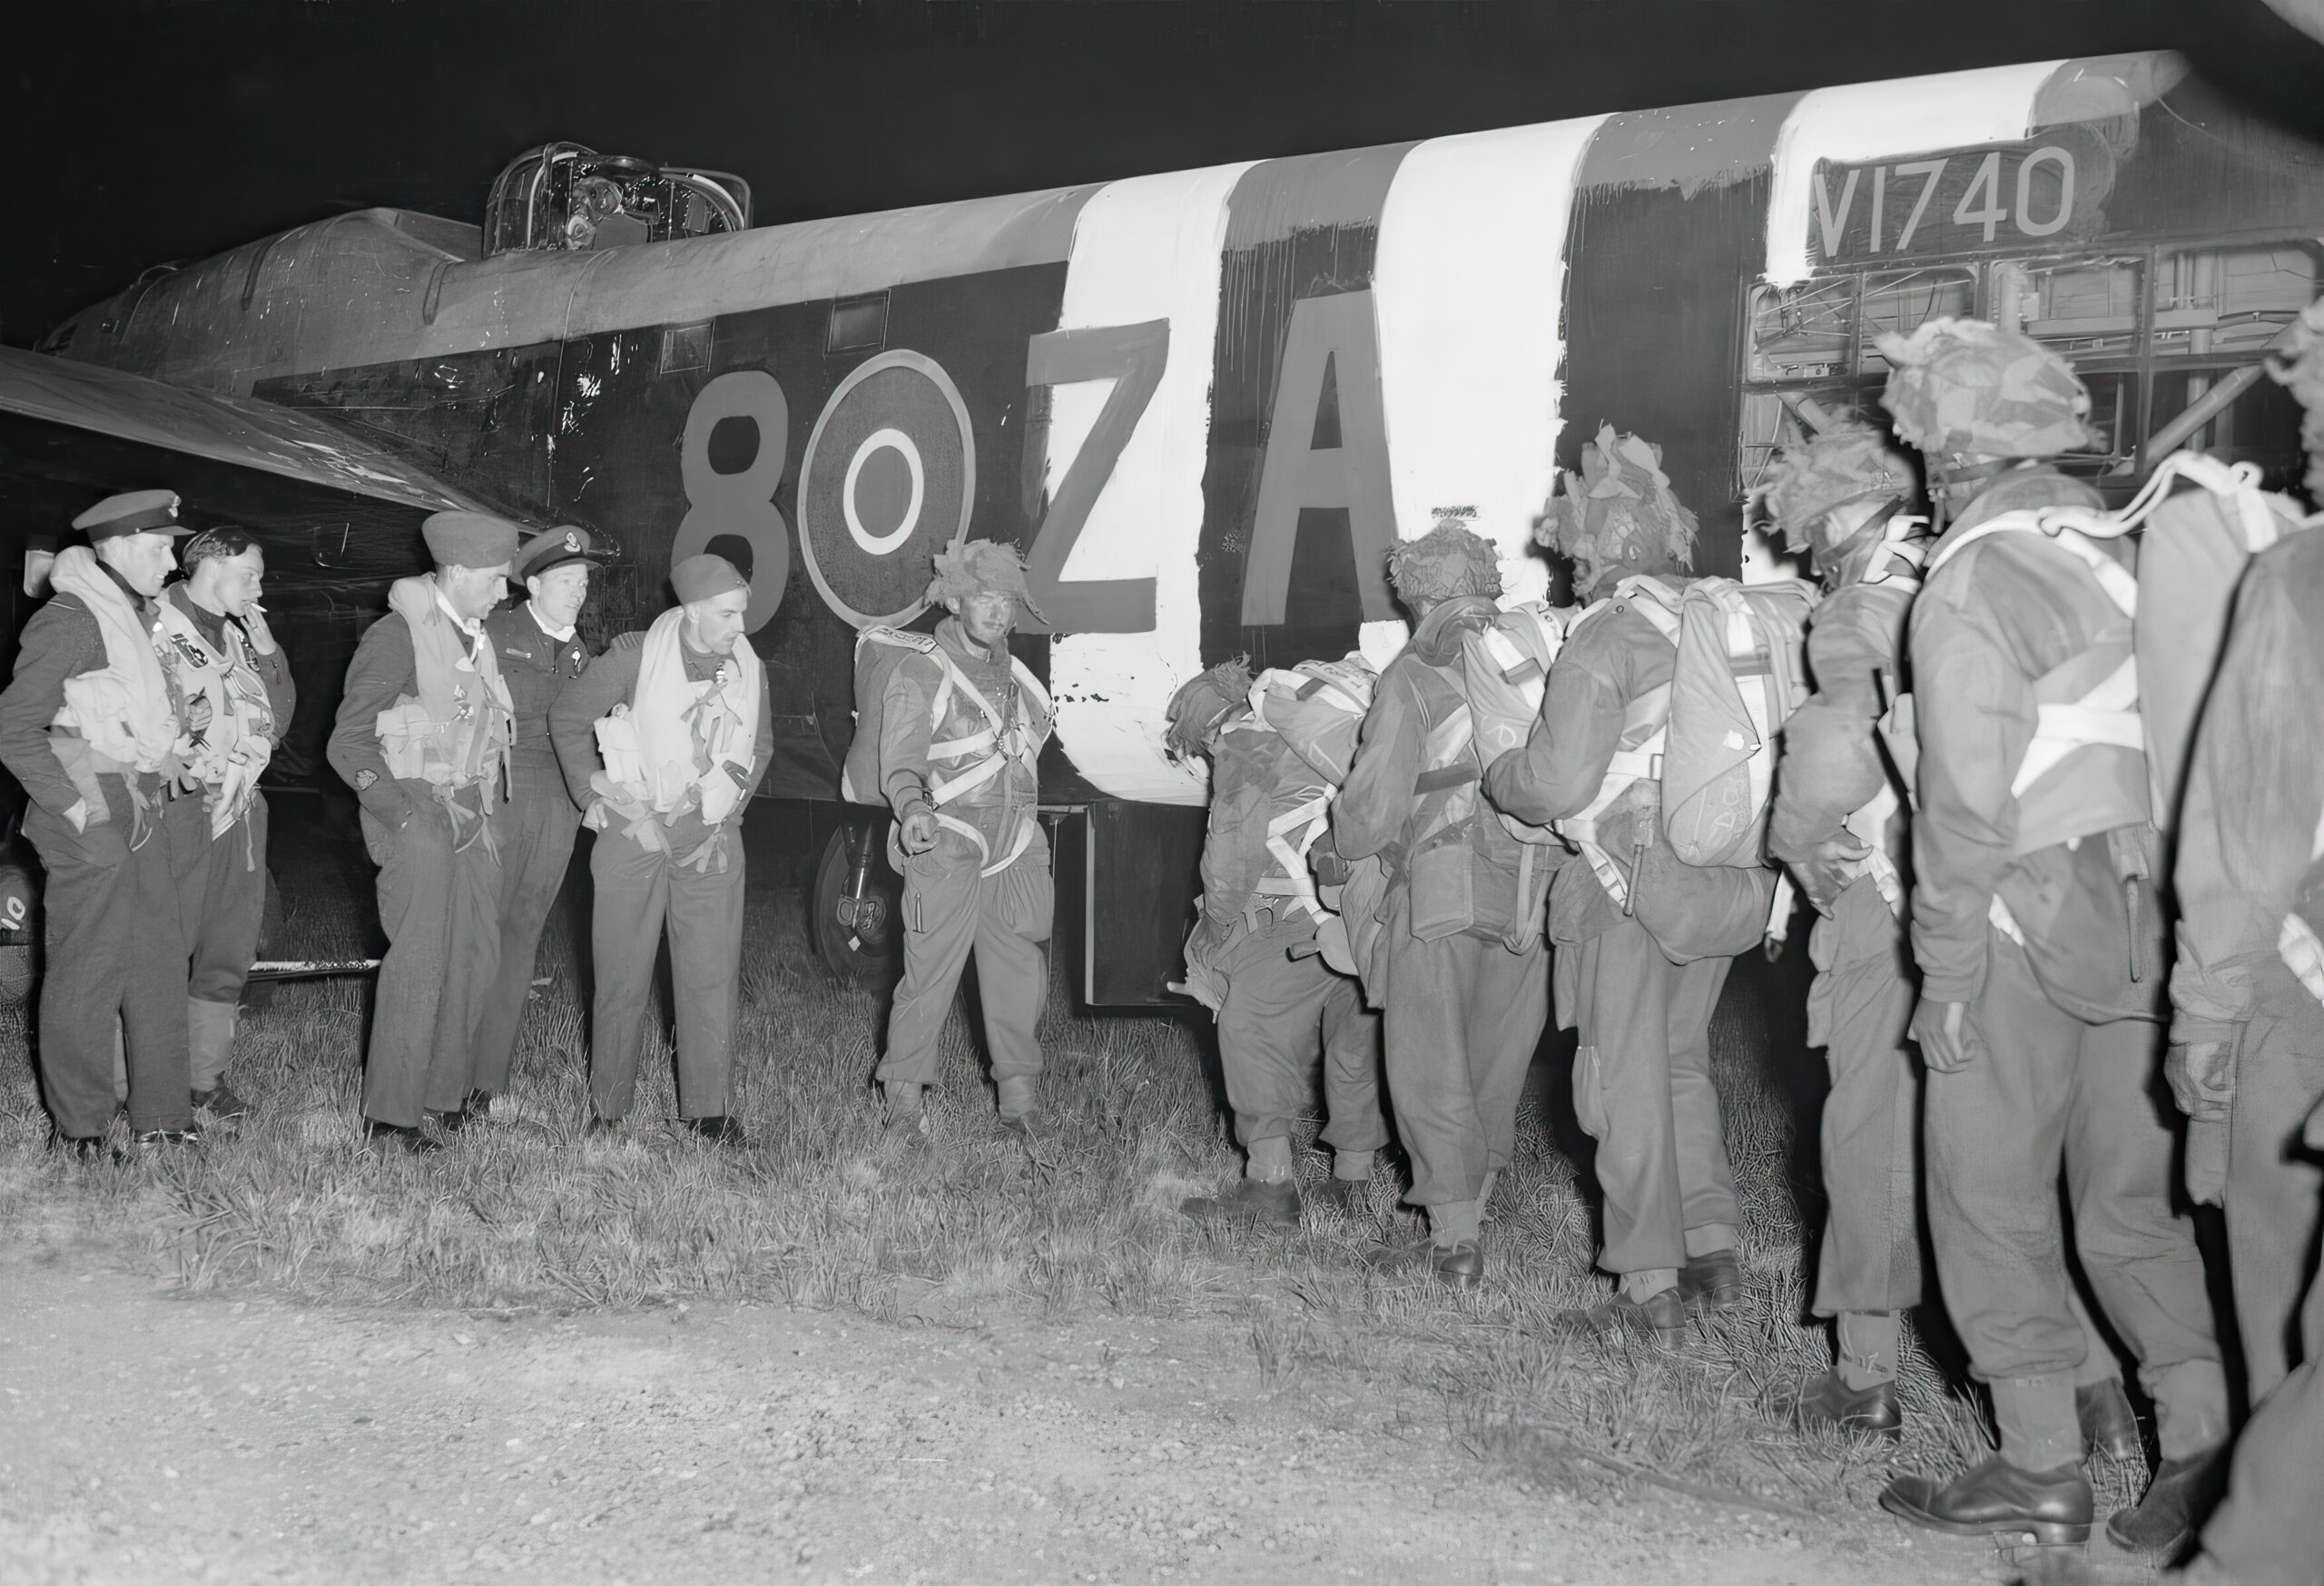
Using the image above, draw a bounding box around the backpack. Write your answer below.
[1922,451,2309,978]
[1462,601,1571,847]
[1246,655,1376,786]
[1659,577,1817,869]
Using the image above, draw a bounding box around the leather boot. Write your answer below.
[1565,1286,1688,1348]
[1879,1453,2093,1545]
[1677,1248,1746,1314]
[1777,1371,1903,1438]
[995,1076,1052,1137]
[2076,1376,2144,1463]
[683,1115,750,1148]
[1180,1178,1300,1231]
[1314,1177,1371,1217]
[2105,1446,2229,1555]
[1364,1236,1484,1292]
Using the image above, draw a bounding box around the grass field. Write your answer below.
[0,816,2148,1532]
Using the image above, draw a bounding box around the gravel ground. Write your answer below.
[0,1243,2027,1586]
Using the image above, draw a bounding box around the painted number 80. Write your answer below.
[674,369,792,632]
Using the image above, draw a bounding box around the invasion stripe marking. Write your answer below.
[1370,115,1610,664]
[1046,163,1257,806]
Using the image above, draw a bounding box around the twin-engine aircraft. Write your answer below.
[3,51,2319,1002]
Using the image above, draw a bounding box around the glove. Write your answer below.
[1909,997,1986,1074]
[2165,1037,2237,1125]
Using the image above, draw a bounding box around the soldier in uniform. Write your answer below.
[1760,420,2142,1453]
[329,511,518,1154]
[157,526,294,1123]
[1329,519,1552,1290]
[468,526,602,1119]
[1167,660,1385,1227]
[1876,320,2227,1550]
[1484,431,1771,1343]
[550,553,771,1144]
[873,541,1056,1136]
[0,490,195,1153]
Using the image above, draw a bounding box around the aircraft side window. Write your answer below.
[2152,243,2317,359]
[1856,266,1977,375]
[1746,278,1856,383]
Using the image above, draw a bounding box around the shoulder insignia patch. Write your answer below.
[353,769,379,792]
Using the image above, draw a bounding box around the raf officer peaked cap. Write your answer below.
[74,489,192,541]
[421,510,522,570]
[515,525,606,582]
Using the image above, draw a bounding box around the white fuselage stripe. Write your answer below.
[1046,162,1257,805]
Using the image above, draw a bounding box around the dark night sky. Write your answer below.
[8,0,2324,346]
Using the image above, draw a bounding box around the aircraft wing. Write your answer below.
[0,347,487,514]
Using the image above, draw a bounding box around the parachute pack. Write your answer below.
[1660,576,1817,869]
[1921,450,2312,973]
[1460,601,1571,847]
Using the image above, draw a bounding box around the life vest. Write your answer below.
[1552,577,1681,911]
[2284,810,2324,1010]
[1660,576,1816,869]
[842,626,1051,877]
[372,577,515,807]
[44,547,180,783]
[155,593,274,838]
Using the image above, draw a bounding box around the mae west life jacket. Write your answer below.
[842,626,1051,878]
[1923,451,2309,969]
[155,595,275,841]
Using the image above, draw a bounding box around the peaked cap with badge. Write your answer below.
[74,489,194,541]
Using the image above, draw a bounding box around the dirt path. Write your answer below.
[0,1244,2014,1586]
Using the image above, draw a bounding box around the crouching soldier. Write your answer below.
[1330,519,1552,1290]
[0,491,195,1153]
[329,510,517,1154]
[1167,660,1385,1227]
[1484,431,1770,1344]
[1874,320,2226,1550]
[158,526,293,1123]
[549,553,770,1145]
[469,527,602,1119]
[868,542,1056,1136]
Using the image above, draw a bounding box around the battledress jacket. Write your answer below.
[0,566,167,818]
[1767,578,1913,876]
[1908,465,2168,1022]
[486,602,594,809]
[1332,596,1539,945]
[876,617,1049,862]
[1482,579,1763,960]
[2171,529,2324,1045]
[547,634,775,852]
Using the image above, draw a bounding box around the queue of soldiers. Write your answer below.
[4,305,2321,1576]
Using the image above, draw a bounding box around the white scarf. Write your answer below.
[600,606,761,824]
[46,547,179,775]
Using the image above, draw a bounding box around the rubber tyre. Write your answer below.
[812,822,901,985]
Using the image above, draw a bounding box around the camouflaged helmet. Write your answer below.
[1164,658,1254,763]
[1385,514,1502,606]
[1876,317,2092,459]
[928,537,1047,621]
[1535,425,1699,576]
[1761,419,1917,556]
[2269,295,2324,504]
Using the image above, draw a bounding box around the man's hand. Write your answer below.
[240,601,279,656]
[900,805,939,854]
[1910,997,1986,1074]
[1797,831,1871,911]
[2165,1038,2237,1124]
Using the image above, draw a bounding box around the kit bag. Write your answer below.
[1246,655,1376,786]
[1659,576,1816,868]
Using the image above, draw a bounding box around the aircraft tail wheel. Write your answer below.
[812,817,901,984]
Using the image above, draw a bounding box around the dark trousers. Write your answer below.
[1211,912,1385,1154]
[1566,916,1738,1275]
[2224,961,2324,1401]
[164,792,269,1088]
[25,775,191,1136]
[876,826,1052,1090]
[1807,877,1923,1316]
[472,788,581,1097]
[1377,901,1551,1207]
[360,803,502,1128]
[1925,933,2223,1455]
[588,823,744,1121]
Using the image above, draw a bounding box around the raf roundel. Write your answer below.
[795,350,975,630]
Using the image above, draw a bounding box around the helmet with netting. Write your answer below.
[1164,658,1253,763]
[1535,425,1699,575]
[1876,317,2091,459]
[1760,416,1917,556]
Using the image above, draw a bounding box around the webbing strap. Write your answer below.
[929,751,1007,807]
[932,810,1037,879]
[2281,913,2324,1009]
[1842,781,1905,917]
[2013,655,2142,800]
[1260,792,1332,921]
